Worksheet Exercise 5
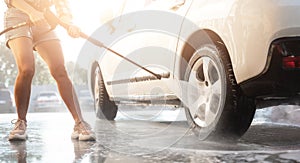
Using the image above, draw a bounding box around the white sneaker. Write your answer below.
[72,121,96,141]
[8,119,27,141]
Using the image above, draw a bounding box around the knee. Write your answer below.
[18,67,35,80]
[50,65,69,80]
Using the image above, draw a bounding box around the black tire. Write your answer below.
[184,43,256,141]
[93,64,118,120]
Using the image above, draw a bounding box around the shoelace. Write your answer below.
[11,119,26,130]
[76,121,91,133]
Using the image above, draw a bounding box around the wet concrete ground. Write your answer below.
[0,106,300,162]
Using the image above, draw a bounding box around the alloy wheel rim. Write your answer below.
[187,56,223,127]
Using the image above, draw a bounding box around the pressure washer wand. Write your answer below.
[44,9,163,80]
[79,32,163,80]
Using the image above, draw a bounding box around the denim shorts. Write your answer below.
[4,8,59,49]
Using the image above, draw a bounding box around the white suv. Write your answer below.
[85,0,300,140]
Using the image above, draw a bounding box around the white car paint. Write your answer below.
[89,0,300,101]
[178,0,300,83]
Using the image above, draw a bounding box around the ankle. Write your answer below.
[18,119,27,122]
[75,119,84,125]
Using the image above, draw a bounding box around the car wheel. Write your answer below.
[93,64,118,120]
[184,43,256,141]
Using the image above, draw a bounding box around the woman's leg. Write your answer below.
[35,40,83,123]
[8,37,34,140]
[35,40,95,141]
[8,37,35,121]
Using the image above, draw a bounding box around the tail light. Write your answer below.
[282,56,300,69]
[274,39,300,69]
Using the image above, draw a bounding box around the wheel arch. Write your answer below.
[179,29,231,80]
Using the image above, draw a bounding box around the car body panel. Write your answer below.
[97,0,192,100]
[177,0,300,84]
[89,0,300,103]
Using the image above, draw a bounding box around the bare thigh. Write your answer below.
[8,37,35,71]
[34,40,65,71]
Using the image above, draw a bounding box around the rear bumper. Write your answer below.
[241,37,300,98]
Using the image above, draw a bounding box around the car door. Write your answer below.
[99,0,192,101]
